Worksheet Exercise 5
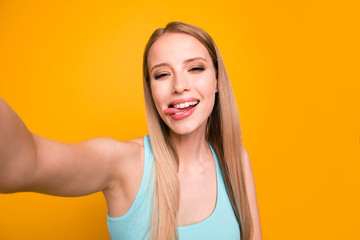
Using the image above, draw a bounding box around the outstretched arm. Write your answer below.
[0,97,130,196]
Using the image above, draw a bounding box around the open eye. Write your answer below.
[154,73,169,79]
[189,66,205,72]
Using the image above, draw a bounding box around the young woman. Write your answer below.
[0,22,261,239]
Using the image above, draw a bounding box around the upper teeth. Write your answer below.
[174,101,198,109]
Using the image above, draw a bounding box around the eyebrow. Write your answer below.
[150,57,207,72]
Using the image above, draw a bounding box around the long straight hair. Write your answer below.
[142,22,253,240]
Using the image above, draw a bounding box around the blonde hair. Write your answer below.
[143,22,253,240]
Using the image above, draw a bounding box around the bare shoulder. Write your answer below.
[243,148,250,163]
[127,136,144,146]
[101,136,145,216]
[83,136,143,155]
[78,136,144,163]
[117,136,144,167]
[242,147,254,191]
[101,136,145,191]
[243,148,253,173]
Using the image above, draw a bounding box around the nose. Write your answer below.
[172,72,190,94]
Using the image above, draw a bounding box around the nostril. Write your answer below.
[173,86,190,94]
[172,78,191,94]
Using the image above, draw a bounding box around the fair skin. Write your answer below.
[0,32,261,238]
[148,32,219,225]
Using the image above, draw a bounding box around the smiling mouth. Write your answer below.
[169,100,199,110]
[164,100,200,116]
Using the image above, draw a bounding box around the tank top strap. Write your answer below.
[107,135,240,240]
[142,135,155,192]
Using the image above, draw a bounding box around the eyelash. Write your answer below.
[154,73,168,80]
[153,66,205,79]
[189,66,205,72]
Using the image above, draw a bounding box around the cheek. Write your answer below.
[195,74,218,96]
[150,83,166,112]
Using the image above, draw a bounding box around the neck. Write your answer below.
[169,128,212,166]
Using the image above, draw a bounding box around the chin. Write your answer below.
[169,128,194,136]
[167,121,207,137]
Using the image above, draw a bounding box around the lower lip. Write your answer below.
[169,105,198,120]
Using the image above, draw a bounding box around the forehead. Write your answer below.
[148,33,210,66]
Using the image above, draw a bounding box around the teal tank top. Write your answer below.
[107,135,240,239]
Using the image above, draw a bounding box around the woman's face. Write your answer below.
[147,32,218,136]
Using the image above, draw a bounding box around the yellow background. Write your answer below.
[0,1,359,239]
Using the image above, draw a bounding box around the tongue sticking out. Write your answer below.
[164,105,195,114]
